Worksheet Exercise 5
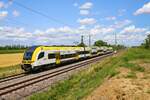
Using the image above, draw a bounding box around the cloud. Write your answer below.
[78,25,86,30]
[79,2,93,16]
[111,19,132,29]
[45,26,76,34]
[120,25,147,34]
[45,28,56,33]
[105,16,116,21]
[103,25,149,46]
[0,25,104,45]
[78,18,96,25]
[79,2,93,10]
[134,2,150,15]
[1,19,148,46]
[0,24,116,45]
[0,11,8,19]
[1,24,147,46]
[73,3,78,7]
[90,25,115,35]
[58,26,73,33]
[12,10,20,17]
[80,10,90,15]
[116,34,145,41]
[33,26,80,45]
[34,26,81,40]
[145,31,150,35]
[103,33,147,46]
[0,26,32,40]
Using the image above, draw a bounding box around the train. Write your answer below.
[21,46,113,72]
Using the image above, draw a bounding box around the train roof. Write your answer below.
[27,46,91,51]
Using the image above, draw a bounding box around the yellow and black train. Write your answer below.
[21,46,113,72]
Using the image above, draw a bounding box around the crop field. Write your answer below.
[0,53,24,78]
[0,53,23,68]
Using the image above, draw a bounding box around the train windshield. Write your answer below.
[23,46,38,60]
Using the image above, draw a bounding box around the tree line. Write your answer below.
[94,40,126,50]
[0,40,126,50]
[77,39,126,50]
[141,34,150,49]
[0,45,28,50]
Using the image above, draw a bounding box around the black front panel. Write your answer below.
[23,46,38,60]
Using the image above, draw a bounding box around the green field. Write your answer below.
[29,48,150,100]
[0,50,25,54]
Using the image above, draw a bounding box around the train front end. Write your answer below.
[21,46,37,72]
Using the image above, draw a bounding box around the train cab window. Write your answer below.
[23,52,33,60]
[38,52,45,59]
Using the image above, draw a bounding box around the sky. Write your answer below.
[0,0,150,46]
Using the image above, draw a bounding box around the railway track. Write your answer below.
[0,52,111,84]
[0,52,114,99]
[0,73,26,83]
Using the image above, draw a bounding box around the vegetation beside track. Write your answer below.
[29,48,150,100]
[0,65,23,79]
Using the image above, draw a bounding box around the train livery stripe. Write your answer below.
[31,47,42,62]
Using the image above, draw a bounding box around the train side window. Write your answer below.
[60,53,76,59]
[38,52,44,59]
[48,53,55,59]
[78,51,89,54]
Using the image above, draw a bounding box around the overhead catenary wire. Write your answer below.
[0,1,47,28]
[11,0,74,27]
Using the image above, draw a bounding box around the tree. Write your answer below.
[94,40,107,47]
[77,42,87,47]
[112,44,126,50]
[142,34,150,49]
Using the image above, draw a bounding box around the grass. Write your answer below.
[29,63,119,100]
[121,62,145,72]
[28,48,150,100]
[0,64,23,79]
[119,48,147,72]
[29,53,122,100]
[0,49,25,54]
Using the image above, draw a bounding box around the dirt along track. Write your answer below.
[85,67,150,100]
[0,53,23,68]
[0,52,114,100]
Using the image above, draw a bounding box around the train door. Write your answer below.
[56,52,60,64]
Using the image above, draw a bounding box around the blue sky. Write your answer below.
[0,0,150,46]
